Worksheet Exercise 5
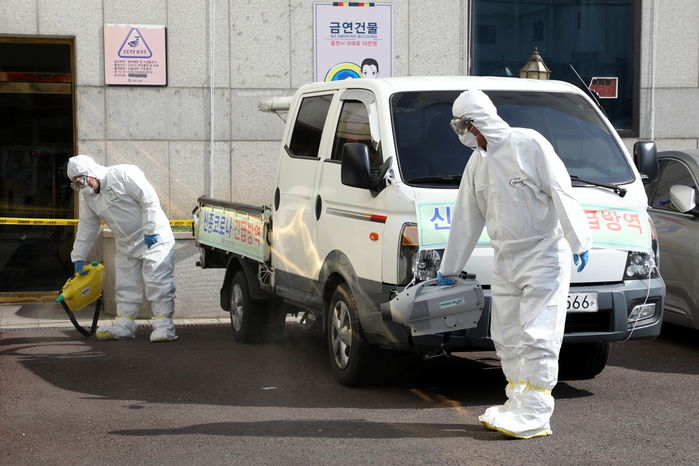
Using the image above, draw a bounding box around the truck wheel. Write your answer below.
[558,341,611,380]
[229,271,265,343]
[327,283,373,386]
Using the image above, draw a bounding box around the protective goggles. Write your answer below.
[450,117,473,136]
[70,175,89,191]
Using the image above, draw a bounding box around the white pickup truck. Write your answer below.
[194,76,664,386]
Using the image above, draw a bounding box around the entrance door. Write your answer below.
[0,37,76,298]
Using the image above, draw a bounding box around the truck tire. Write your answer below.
[229,271,267,343]
[558,341,611,380]
[327,283,374,386]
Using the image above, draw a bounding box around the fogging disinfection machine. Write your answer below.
[56,261,104,337]
[381,277,484,336]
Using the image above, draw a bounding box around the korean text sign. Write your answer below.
[197,206,266,262]
[104,24,167,85]
[314,2,392,82]
[415,202,652,253]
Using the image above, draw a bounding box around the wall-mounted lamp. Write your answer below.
[518,47,551,80]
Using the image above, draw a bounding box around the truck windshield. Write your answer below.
[390,90,634,187]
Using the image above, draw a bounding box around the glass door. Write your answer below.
[0,37,76,299]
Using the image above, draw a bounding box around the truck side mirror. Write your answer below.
[634,141,658,184]
[341,143,372,190]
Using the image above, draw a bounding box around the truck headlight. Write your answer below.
[411,249,442,282]
[398,224,418,285]
[398,224,443,284]
[624,251,659,280]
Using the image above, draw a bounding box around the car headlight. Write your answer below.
[624,251,659,280]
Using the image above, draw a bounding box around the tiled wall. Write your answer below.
[1,0,697,213]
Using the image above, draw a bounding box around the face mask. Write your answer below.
[81,185,96,195]
[459,130,479,148]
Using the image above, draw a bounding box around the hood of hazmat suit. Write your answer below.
[439,90,593,438]
[67,154,108,182]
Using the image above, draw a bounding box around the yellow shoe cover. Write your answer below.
[96,330,117,340]
[478,414,496,431]
[149,318,177,342]
[95,324,136,340]
[494,425,552,439]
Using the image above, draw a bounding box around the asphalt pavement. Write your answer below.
[1,315,698,465]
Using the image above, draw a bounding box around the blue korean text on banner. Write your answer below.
[415,201,490,250]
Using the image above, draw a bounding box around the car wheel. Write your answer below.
[229,271,265,343]
[558,341,611,380]
[327,283,373,386]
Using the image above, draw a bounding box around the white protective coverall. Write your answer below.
[68,155,177,342]
[438,90,592,438]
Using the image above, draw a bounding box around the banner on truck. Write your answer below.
[415,202,652,253]
[313,2,393,82]
[197,206,266,262]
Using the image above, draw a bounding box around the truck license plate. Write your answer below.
[567,292,598,313]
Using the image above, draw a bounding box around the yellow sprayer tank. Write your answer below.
[56,261,104,313]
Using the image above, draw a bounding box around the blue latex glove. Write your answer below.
[144,233,160,249]
[437,272,456,286]
[74,260,87,275]
[573,250,590,273]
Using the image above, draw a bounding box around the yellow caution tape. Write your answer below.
[0,217,192,227]
[0,217,78,226]
[169,219,193,227]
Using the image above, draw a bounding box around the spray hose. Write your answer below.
[56,296,102,337]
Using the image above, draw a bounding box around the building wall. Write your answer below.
[1,0,697,214]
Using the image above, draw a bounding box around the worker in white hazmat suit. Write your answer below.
[437,90,592,438]
[67,155,178,342]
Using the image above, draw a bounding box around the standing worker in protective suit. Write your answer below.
[437,90,592,439]
[67,154,178,342]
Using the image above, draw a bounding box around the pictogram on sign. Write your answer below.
[118,28,153,59]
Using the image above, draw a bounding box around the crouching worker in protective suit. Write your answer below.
[437,90,592,439]
[67,154,178,342]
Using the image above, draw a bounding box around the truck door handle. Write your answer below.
[274,188,280,211]
[315,195,322,220]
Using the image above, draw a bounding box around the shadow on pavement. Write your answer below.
[608,323,699,375]
[0,322,592,410]
[110,419,493,440]
[607,323,699,375]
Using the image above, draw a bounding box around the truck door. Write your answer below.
[272,92,334,299]
[315,89,385,286]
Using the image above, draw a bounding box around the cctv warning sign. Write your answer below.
[104,24,167,86]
